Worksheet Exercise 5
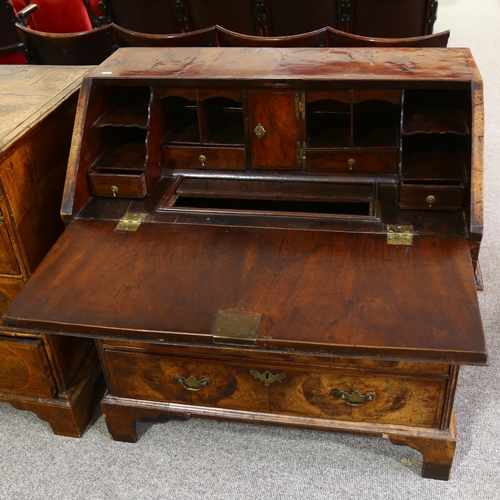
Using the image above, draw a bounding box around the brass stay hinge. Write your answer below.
[386,225,413,246]
[296,141,306,168]
[115,212,147,232]
[295,92,306,120]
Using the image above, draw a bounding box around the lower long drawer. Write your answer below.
[0,335,56,398]
[102,347,448,428]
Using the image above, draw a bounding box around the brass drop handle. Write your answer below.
[253,123,266,139]
[111,185,118,197]
[249,369,285,388]
[174,375,211,392]
[198,155,207,167]
[331,389,376,407]
[426,195,436,207]
[348,158,355,171]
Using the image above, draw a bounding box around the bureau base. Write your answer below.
[101,393,456,481]
[1,348,102,438]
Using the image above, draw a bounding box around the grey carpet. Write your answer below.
[1,1,500,498]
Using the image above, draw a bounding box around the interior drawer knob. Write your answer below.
[331,389,376,407]
[348,158,355,171]
[426,195,436,207]
[111,185,118,197]
[174,375,211,391]
[198,155,206,167]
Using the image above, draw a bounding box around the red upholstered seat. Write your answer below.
[29,0,93,33]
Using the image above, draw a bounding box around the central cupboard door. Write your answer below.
[248,90,305,170]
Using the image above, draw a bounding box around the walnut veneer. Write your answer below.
[3,48,486,479]
[0,65,101,437]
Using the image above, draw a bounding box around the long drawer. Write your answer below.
[102,346,448,428]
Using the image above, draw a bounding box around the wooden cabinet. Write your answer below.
[0,66,101,437]
[3,48,486,479]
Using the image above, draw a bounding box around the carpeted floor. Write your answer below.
[1,1,499,498]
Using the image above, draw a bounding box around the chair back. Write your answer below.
[184,0,260,35]
[216,25,327,47]
[112,23,217,47]
[16,23,116,64]
[100,0,180,34]
[266,0,338,36]
[327,27,450,47]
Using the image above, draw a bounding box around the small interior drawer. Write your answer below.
[162,145,246,170]
[88,171,147,198]
[399,182,465,210]
[307,148,397,173]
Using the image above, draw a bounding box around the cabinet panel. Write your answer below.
[400,183,465,210]
[0,222,20,275]
[0,277,24,317]
[248,90,303,170]
[0,335,56,398]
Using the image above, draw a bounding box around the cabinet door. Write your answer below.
[248,90,304,170]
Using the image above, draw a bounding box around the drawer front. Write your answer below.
[0,335,56,398]
[400,183,465,210]
[104,350,446,428]
[0,277,25,318]
[0,222,20,275]
[162,145,246,170]
[88,171,147,198]
[307,148,397,174]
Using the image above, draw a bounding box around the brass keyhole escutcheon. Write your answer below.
[249,369,286,388]
[426,195,436,207]
[198,155,207,167]
[111,185,118,197]
[348,158,355,171]
[253,123,266,139]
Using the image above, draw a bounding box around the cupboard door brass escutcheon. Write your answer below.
[249,369,285,388]
[426,195,436,207]
[174,375,211,392]
[253,123,266,139]
[198,155,206,167]
[348,158,355,171]
[331,389,376,407]
[111,185,118,197]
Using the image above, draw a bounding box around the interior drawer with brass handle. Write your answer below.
[399,182,465,210]
[102,348,447,427]
[162,145,245,170]
[307,148,397,174]
[88,171,147,198]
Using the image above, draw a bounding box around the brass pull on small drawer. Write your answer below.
[174,375,211,392]
[426,195,436,207]
[198,155,206,167]
[348,158,355,171]
[331,389,376,407]
[111,185,118,197]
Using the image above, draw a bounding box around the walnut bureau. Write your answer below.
[0,65,101,437]
[3,48,487,479]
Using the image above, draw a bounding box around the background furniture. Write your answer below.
[3,46,485,480]
[97,0,439,37]
[0,65,101,437]
[0,0,36,63]
[16,23,116,64]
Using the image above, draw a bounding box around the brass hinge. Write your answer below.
[340,0,351,30]
[428,1,438,33]
[386,225,413,246]
[212,310,262,345]
[294,92,305,120]
[115,212,147,232]
[296,141,306,168]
